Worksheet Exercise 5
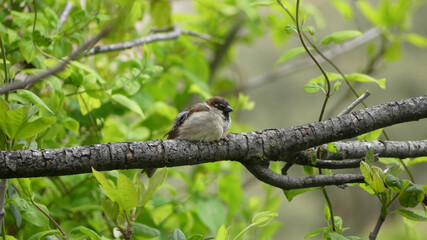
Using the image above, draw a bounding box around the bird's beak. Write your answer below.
[225,106,234,112]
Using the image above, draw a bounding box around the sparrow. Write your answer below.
[143,96,233,177]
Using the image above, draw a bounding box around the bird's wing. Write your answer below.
[165,103,210,139]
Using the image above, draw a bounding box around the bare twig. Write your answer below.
[0,27,111,95]
[369,206,387,240]
[31,199,68,240]
[338,90,371,116]
[181,29,213,41]
[85,26,213,56]
[57,1,73,32]
[243,161,364,190]
[0,36,8,85]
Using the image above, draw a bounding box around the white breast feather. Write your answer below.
[177,109,225,142]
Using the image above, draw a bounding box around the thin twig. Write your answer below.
[32,0,62,62]
[0,36,7,85]
[181,29,213,41]
[369,206,387,240]
[338,90,371,116]
[0,27,111,95]
[31,199,68,240]
[85,26,213,56]
[57,1,73,32]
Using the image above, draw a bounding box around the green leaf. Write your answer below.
[275,47,307,66]
[116,173,139,211]
[303,165,314,175]
[0,98,9,112]
[333,81,342,92]
[320,30,362,45]
[406,33,427,48]
[283,187,316,201]
[285,24,297,34]
[11,11,33,25]
[112,94,144,118]
[0,106,30,139]
[399,183,424,208]
[216,225,229,240]
[392,209,427,221]
[60,117,80,133]
[196,197,226,233]
[356,1,379,25]
[251,211,278,228]
[371,167,386,194]
[331,0,353,19]
[385,41,402,61]
[323,231,348,240]
[17,90,54,115]
[141,167,168,207]
[385,174,402,193]
[133,223,161,238]
[357,129,383,141]
[14,116,56,139]
[19,37,38,63]
[365,147,375,166]
[250,0,276,7]
[17,178,33,200]
[23,203,49,227]
[304,82,325,94]
[218,174,242,217]
[77,92,101,115]
[69,226,101,240]
[27,230,61,240]
[345,73,386,89]
[323,204,331,221]
[360,161,372,185]
[358,183,375,195]
[302,26,315,35]
[102,199,119,221]
[92,168,117,203]
[326,143,338,153]
[150,0,172,28]
[304,227,329,239]
[169,229,186,240]
[70,61,105,83]
[409,156,427,166]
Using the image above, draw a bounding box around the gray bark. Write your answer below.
[0,94,426,189]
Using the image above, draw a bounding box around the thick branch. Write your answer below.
[0,95,426,183]
[243,162,364,190]
[320,140,427,160]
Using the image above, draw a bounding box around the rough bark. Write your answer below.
[0,95,426,189]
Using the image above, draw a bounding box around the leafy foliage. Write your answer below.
[0,0,426,239]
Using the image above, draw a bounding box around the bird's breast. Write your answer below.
[177,111,225,142]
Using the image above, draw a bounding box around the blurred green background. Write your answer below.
[215,1,427,239]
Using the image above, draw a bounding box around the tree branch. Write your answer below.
[0,95,426,189]
[56,1,73,32]
[0,27,111,95]
[243,161,364,190]
[320,140,427,160]
[85,26,213,56]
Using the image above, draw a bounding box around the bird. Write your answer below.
[143,96,233,177]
